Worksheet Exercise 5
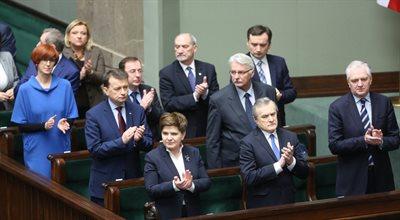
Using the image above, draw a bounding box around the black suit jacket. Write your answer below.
[144,144,211,219]
[248,53,297,126]
[240,127,308,208]
[206,81,276,169]
[85,100,153,198]
[133,84,164,141]
[159,60,219,138]
[328,92,399,196]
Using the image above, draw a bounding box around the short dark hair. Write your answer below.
[159,112,187,134]
[103,69,128,87]
[247,25,272,44]
[118,56,142,70]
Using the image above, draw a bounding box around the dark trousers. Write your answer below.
[366,166,377,194]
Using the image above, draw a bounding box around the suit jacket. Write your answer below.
[135,84,164,141]
[240,127,308,208]
[206,81,276,169]
[0,51,18,110]
[248,53,297,126]
[159,59,219,138]
[14,55,80,96]
[85,99,153,198]
[328,92,400,196]
[144,144,211,219]
[63,46,105,107]
[0,22,16,57]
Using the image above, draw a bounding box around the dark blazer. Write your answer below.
[159,59,219,138]
[206,81,276,169]
[14,56,80,96]
[134,84,164,141]
[85,99,153,199]
[144,144,211,219]
[0,21,16,57]
[328,92,400,196]
[240,127,308,208]
[248,53,297,126]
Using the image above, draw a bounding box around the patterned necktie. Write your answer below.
[187,67,196,92]
[116,106,126,135]
[257,60,267,84]
[244,93,256,129]
[130,91,140,105]
[269,134,281,160]
[360,98,373,165]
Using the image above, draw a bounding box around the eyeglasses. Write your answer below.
[229,69,252,75]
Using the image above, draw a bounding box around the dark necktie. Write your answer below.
[187,67,196,92]
[360,98,373,165]
[116,106,126,135]
[257,60,267,84]
[130,91,140,105]
[244,93,256,129]
[269,134,281,160]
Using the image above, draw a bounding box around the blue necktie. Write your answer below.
[244,93,256,129]
[130,91,140,105]
[269,134,280,160]
[187,67,196,92]
[360,98,373,165]
[257,60,267,84]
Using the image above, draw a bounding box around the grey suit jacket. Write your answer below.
[206,81,276,168]
[63,46,105,107]
[0,51,18,90]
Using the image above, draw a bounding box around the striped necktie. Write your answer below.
[360,98,373,165]
[257,60,267,84]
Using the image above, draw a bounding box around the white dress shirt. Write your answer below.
[108,99,126,128]
[166,146,195,195]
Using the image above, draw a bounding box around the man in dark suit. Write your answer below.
[14,28,79,96]
[85,69,153,206]
[240,97,308,208]
[328,60,399,197]
[246,25,296,126]
[206,53,276,169]
[119,56,164,141]
[0,21,16,58]
[159,33,219,138]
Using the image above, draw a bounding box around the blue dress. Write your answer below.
[11,76,78,179]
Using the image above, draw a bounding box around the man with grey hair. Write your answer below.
[240,97,308,208]
[206,53,276,168]
[159,33,219,138]
[328,60,399,197]
[15,28,79,96]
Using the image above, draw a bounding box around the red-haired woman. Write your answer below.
[11,44,78,179]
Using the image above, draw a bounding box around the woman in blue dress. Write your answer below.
[11,44,78,179]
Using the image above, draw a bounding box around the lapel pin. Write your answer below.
[198,72,202,76]
[184,154,190,162]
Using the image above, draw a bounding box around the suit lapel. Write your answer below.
[267,55,277,87]
[346,93,365,134]
[194,60,203,85]
[182,146,195,173]
[125,101,134,128]
[53,57,65,76]
[103,101,121,137]
[160,145,180,178]
[370,93,378,127]
[174,61,193,93]
[255,128,278,162]
[227,84,251,127]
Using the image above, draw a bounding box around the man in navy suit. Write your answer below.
[240,97,308,208]
[329,60,399,197]
[246,25,296,126]
[0,21,16,58]
[119,56,164,141]
[85,69,153,206]
[14,28,79,96]
[159,33,219,138]
[206,53,276,169]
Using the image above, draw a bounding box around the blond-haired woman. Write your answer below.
[63,19,105,116]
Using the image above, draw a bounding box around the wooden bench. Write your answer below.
[307,155,337,200]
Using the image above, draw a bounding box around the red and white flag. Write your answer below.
[377,0,400,13]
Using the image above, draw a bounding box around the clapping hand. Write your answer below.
[194,76,208,99]
[140,88,155,110]
[57,118,71,134]
[173,170,193,190]
[364,126,383,146]
[44,115,56,130]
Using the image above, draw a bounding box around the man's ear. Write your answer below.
[101,85,108,95]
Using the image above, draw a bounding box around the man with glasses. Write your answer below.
[206,53,276,168]
[246,25,296,126]
[159,33,219,138]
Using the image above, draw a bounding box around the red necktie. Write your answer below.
[116,106,126,135]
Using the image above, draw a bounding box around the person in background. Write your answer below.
[144,112,211,219]
[240,97,308,208]
[246,25,297,126]
[0,21,16,58]
[0,34,19,110]
[14,28,79,96]
[328,60,400,197]
[85,69,152,206]
[11,44,78,179]
[63,19,105,116]
[119,56,164,141]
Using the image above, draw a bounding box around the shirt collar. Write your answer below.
[261,129,278,139]
[108,98,125,110]
[235,83,255,98]
[352,93,371,104]
[165,145,184,156]
[249,53,268,65]
[179,61,195,72]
